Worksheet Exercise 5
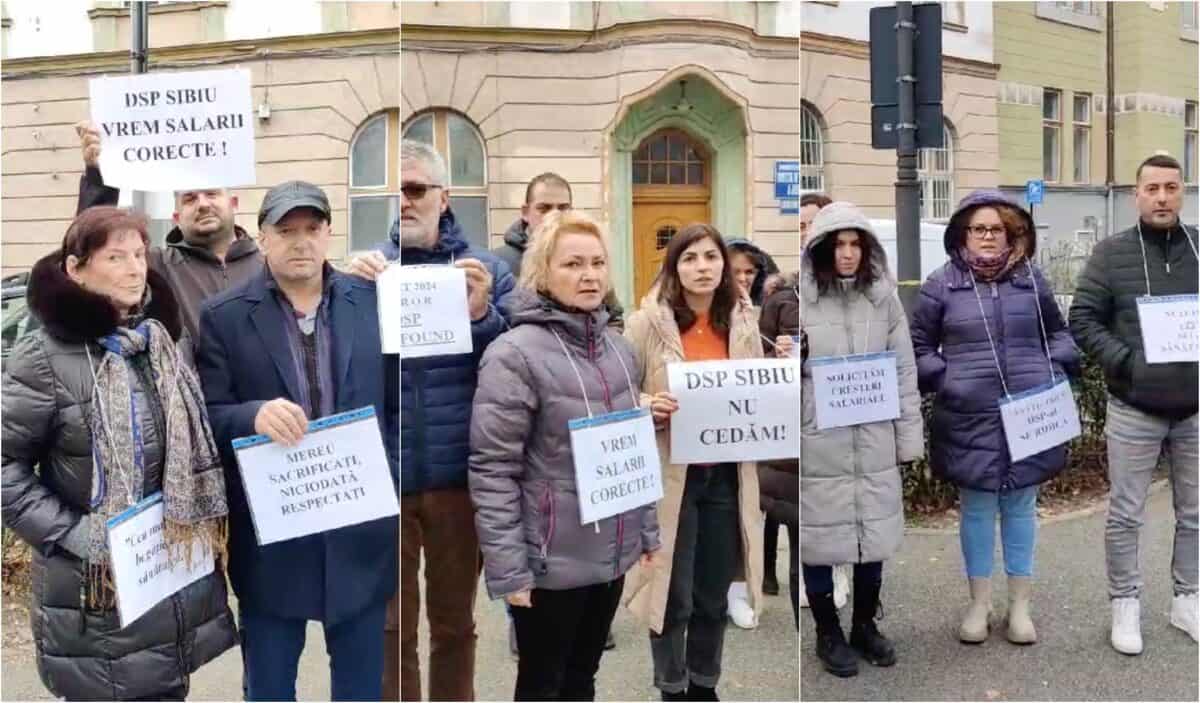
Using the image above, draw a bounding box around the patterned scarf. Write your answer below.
[86,318,228,607]
[960,245,1015,282]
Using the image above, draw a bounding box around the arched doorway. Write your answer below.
[631,129,710,301]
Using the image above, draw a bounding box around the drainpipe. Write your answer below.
[1105,2,1115,238]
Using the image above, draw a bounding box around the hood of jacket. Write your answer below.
[801,202,894,306]
[504,217,530,252]
[164,223,260,265]
[28,250,183,344]
[396,208,471,264]
[943,189,1038,266]
[505,286,612,343]
[726,238,780,304]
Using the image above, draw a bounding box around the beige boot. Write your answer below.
[1006,576,1037,644]
[959,577,992,643]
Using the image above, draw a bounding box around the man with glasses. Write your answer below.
[352,139,515,700]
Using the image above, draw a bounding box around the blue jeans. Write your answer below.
[960,486,1038,578]
[240,600,388,701]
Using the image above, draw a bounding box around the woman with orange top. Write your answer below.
[622,224,765,702]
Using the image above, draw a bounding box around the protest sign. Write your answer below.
[569,408,662,524]
[1136,295,1199,364]
[106,493,214,629]
[232,407,399,546]
[88,68,255,190]
[809,352,901,430]
[379,265,473,357]
[667,358,799,464]
[998,379,1082,462]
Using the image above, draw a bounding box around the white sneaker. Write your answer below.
[833,564,850,609]
[1111,598,1144,655]
[727,581,758,629]
[1170,593,1199,642]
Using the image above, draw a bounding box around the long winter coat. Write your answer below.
[1069,221,1199,420]
[1,254,237,701]
[910,192,1080,492]
[469,288,659,597]
[621,293,765,634]
[800,235,923,567]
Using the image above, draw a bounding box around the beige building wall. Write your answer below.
[1,33,398,276]
[801,33,1001,218]
[401,22,800,274]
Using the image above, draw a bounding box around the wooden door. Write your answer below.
[632,194,709,304]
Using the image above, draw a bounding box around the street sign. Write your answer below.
[774,161,799,199]
[1026,179,1044,205]
[869,3,944,150]
[780,200,799,215]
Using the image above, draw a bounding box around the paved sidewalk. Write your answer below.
[800,488,1199,701]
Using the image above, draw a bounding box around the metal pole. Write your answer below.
[895,2,921,314]
[130,1,148,214]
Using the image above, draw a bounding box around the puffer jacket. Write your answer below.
[469,288,659,598]
[758,271,800,508]
[800,208,923,567]
[1069,220,1199,420]
[911,190,1081,492]
[386,208,516,495]
[1,253,237,701]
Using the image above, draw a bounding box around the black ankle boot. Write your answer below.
[849,577,896,667]
[807,591,858,677]
[661,690,688,701]
[687,684,719,701]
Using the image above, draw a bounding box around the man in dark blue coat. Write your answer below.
[196,181,399,701]
[351,139,514,700]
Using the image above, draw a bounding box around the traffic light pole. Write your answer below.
[130,1,148,215]
[894,2,921,314]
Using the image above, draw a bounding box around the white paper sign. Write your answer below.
[998,379,1082,462]
[568,408,663,524]
[809,352,901,430]
[106,493,214,629]
[667,358,800,464]
[380,265,474,357]
[1136,294,1199,364]
[88,68,255,190]
[232,407,399,546]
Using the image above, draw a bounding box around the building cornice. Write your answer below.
[1,27,398,78]
[87,1,229,19]
[401,19,799,58]
[801,30,998,80]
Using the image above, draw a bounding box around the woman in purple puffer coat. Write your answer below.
[910,190,1080,647]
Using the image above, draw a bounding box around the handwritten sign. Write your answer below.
[998,379,1082,462]
[379,265,473,357]
[667,359,800,464]
[232,407,399,546]
[809,352,901,430]
[568,408,662,524]
[1136,295,1199,364]
[106,493,214,629]
[89,68,255,190]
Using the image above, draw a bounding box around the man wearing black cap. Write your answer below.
[195,181,400,701]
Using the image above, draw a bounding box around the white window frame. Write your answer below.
[1183,0,1199,41]
[350,113,389,190]
[350,110,400,254]
[1036,1,1103,31]
[1073,93,1091,184]
[1186,100,1198,184]
[918,122,955,221]
[942,1,967,27]
[800,103,825,195]
[1044,88,1062,183]
[402,110,490,250]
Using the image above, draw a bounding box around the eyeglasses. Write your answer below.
[401,182,443,200]
[966,224,1006,239]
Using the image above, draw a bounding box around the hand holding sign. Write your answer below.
[455,258,493,321]
[76,121,102,168]
[253,399,309,447]
[648,392,679,429]
[774,335,795,359]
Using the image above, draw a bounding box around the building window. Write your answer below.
[1184,0,1199,40]
[633,130,706,185]
[918,122,954,221]
[941,1,966,26]
[800,103,825,193]
[1073,93,1091,183]
[656,225,678,250]
[1043,89,1062,182]
[1187,100,1198,184]
[1036,1,1103,30]
[349,110,400,253]
[402,110,490,252]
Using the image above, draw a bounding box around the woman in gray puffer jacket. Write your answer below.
[470,210,660,702]
[2,207,237,701]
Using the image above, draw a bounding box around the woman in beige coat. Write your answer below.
[623,224,765,702]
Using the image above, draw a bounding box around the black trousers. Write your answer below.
[510,576,624,701]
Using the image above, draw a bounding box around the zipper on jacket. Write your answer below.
[584,316,615,413]
[411,363,428,491]
[78,573,88,635]
[1167,230,1173,274]
[990,281,1018,490]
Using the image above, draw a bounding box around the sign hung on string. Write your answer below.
[1136,294,1199,364]
[378,265,473,358]
[569,408,662,524]
[809,352,901,430]
[998,379,1082,462]
[88,68,255,190]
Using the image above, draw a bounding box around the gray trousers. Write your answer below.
[1104,395,1199,599]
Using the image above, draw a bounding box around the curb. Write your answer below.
[904,478,1169,535]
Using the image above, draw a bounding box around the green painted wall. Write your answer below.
[609,75,746,308]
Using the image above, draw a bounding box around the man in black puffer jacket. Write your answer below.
[1069,153,1198,656]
